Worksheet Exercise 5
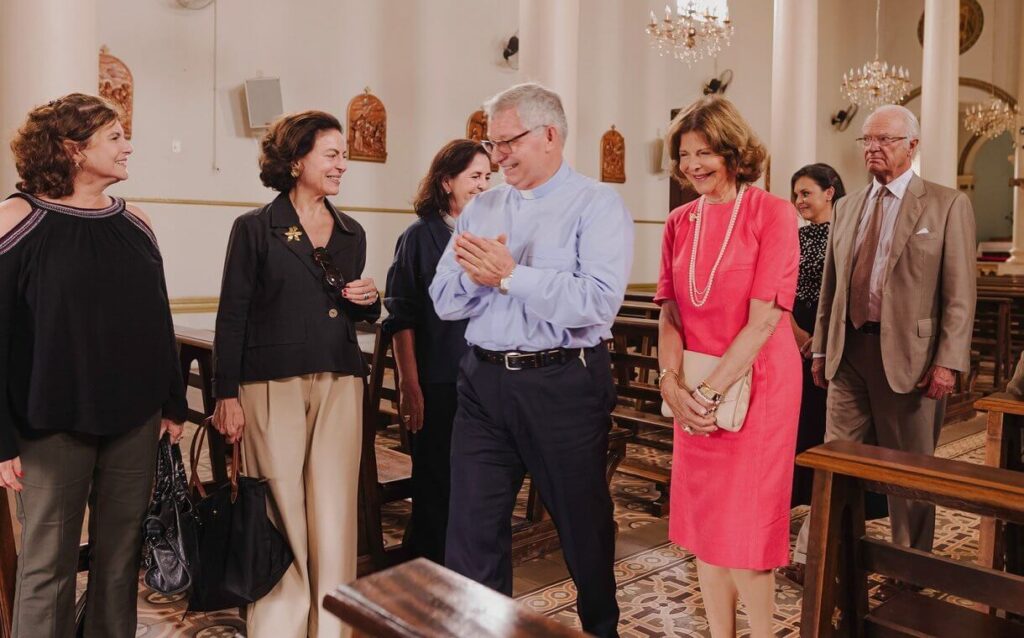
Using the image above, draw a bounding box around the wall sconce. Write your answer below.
[703,69,733,95]
[830,104,859,131]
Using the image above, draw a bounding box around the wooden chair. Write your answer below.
[324,558,586,637]
[798,440,1024,637]
[359,323,414,573]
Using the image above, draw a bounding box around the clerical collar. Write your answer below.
[518,161,570,200]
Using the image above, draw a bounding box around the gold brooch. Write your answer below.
[285,226,303,242]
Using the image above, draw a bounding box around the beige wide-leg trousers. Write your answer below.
[239,372,363,638]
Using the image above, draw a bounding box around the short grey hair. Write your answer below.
[484,82,568,144]
[866,104,921,144]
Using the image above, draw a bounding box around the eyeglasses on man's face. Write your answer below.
[481,125,546,156]
[855,135,909,149]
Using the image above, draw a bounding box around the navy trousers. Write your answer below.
[445,346,620,638]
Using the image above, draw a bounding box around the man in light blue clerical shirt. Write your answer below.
[429,82,632,638]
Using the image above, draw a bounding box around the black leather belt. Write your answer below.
[850,321,881,335]
[473,345,596,370]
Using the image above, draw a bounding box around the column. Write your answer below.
[1000,3,1024,273]
[518,0,580,164]
[0,0,98,191]
[769,0,818,198]
[919,0,959,188]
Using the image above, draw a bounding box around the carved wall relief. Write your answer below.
[600,126,625,183]
[466,109,498,172]
[347,88,387,163]
[99,45,134,139]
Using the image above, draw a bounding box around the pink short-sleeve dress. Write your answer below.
[654,186,802,570]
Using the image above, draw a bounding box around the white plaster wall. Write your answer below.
[25,0,1014,304]
[96,0,520,298]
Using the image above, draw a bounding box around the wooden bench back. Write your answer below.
[324,558,586,637]
[797,440,1024,637]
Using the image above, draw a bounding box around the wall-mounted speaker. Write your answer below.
[244,77,283,129]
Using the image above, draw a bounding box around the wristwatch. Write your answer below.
[499,268,515,295]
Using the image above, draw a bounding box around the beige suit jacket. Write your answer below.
[812,173,976,393]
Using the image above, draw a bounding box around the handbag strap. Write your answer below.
[188,418,242,502]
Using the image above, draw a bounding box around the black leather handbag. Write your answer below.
[186,422,293,612]
[141,433,200,595]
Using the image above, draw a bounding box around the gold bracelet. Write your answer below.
[696,382,724,404]
[658,368,679,383]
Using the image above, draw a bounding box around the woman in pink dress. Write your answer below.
[654,96,801,637]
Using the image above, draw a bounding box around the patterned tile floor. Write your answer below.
[116,423,992,637]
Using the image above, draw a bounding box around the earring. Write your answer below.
[74,160,81,170]
[290,166,300,178]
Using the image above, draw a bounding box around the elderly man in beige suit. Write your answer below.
[783,104,976,585]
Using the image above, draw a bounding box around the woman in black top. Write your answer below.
[0,93,186,638]
[776,163,844,587]
[789,163,844,505]
[383,139,490,563]
[212,111,379,638]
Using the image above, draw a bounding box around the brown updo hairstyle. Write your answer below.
[11,93,121,198]
[665,95,767,187]
[413,139,489,218]
[259,110,343,192]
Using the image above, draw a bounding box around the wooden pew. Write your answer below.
[623,290,655,303]
[609,316,675,515]
[798,440,1024,637]
[617,300,660,320]
[324,558,586,637]
[174,325,228,483]
[969,295,1013,392]
[973,392,1024,578]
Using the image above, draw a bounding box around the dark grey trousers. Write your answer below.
[12,413,160,638]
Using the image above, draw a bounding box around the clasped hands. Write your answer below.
[453,232,515,288]
[660,375,719,436]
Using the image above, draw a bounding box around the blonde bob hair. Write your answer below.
[666,96,766,187]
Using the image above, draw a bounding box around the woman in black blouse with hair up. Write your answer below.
[0,93,185,638]
[779,163,844,586]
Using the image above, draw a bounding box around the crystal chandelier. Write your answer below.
[645,1,733,66]
[963,1,1018,139]
[840,0,910,109]
[964,98,1019,140]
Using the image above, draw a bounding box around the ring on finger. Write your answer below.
[683,425,694,435]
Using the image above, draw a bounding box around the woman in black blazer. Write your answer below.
[383,139,490,563]
[212,110,379,638]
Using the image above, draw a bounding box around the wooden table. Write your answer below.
[973,392,1024,575]
[324,558,586,637]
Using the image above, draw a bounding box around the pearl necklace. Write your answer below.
[688,184,747,308]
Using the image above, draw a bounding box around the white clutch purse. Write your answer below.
[661,349,752,432]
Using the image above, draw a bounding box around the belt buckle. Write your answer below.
[504,351,524,371]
